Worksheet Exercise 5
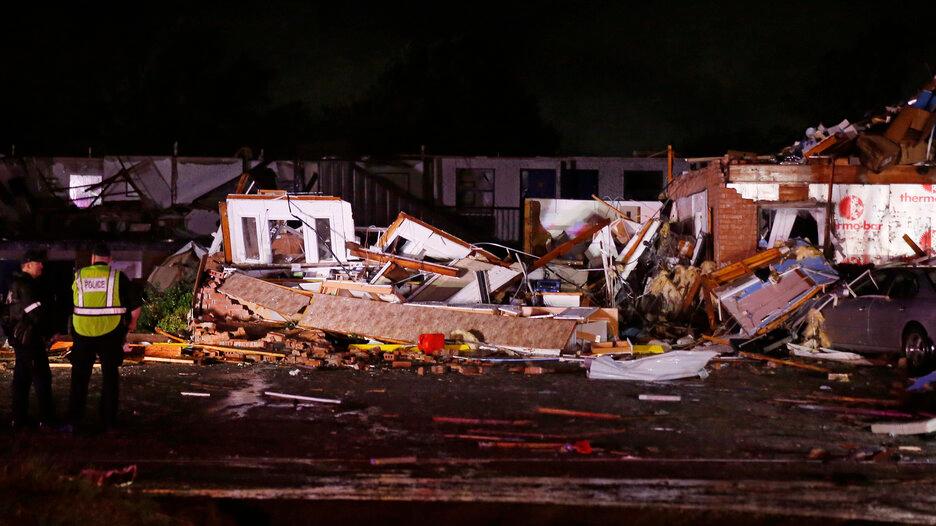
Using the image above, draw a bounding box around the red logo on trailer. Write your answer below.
[924,184,936,193]
[838,195,864,220]
[921,230,936,254]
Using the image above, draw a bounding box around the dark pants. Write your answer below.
[68,330,125,428]
[12,344,54,424]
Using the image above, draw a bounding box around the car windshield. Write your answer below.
[927,268,936,291]
[851,270,891,296]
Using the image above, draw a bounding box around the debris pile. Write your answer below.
[779,76,936,171]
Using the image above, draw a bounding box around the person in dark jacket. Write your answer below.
[2,249,54,430]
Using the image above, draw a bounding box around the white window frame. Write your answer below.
[263,213,312,264]
[234,214,263,263]
[226,198,353,265]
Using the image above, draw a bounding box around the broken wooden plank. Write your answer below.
[218,201,233,263]
[739,351,830,373]
[535,407,622,421]
[591,194,632,219]
[903,234,927,257]
[530,218,612,271]
[618,217,656,267]
[347,245,462,277]
[300,294,577,350]
[678,274,703,317]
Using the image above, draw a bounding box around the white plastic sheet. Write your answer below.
[587,350,720,382]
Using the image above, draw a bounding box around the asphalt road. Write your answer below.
[2,356,936,524]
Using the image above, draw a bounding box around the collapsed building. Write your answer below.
[669,78,936,265]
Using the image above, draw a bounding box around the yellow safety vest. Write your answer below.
[72,265,126,337]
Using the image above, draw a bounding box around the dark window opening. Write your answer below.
[521,169,557,198]
[456,168,494,208]
[623,170,663,200]
[560,169,598,200]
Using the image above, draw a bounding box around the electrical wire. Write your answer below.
[284,193,351,274]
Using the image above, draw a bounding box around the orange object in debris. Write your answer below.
[418,333,445,354]
[50,341,74,351]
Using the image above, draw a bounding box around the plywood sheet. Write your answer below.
[300,294,577,349]
[218,272,311,319]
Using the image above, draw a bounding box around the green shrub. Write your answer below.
[138,281,193,336]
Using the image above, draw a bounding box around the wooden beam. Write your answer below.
[667,144,674,184]
[904,234,927,257]
[677,274,703,317]
[739,351,830,374]
[218,201,233,263]
[618,218,655,267]
[347,245,462,277]
[529,218,612,271]
[591,194,631,219]
[729,163,936,185]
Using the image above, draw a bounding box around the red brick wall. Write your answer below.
[713,186,759,263]
[669,159,759,265]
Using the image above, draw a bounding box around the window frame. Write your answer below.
[455,168,495,208]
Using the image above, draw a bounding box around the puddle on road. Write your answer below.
[214,373,272,419]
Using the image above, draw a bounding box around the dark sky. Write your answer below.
[1,2,933,157]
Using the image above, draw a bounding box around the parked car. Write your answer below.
[822,266,936,372]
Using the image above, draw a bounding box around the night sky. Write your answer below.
[2,2,933,158]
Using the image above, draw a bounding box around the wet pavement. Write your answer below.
[2,357,936,524]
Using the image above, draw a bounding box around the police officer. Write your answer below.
[3,249,55,430]
[67,243,141,431]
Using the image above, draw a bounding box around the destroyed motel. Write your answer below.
[2,77,936,392]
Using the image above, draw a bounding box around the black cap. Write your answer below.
[91,243,111,258]
[22,248,46,264]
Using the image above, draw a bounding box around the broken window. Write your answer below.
[456,168,494,208]
[69,174,103,208]
[886,271,919,299]
[314,217,334,261]
[852,270,891,296]
[269,219,305,264]
[241,217,260,260]
[759,207,824,248]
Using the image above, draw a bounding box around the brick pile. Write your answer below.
[196,270,255,322]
